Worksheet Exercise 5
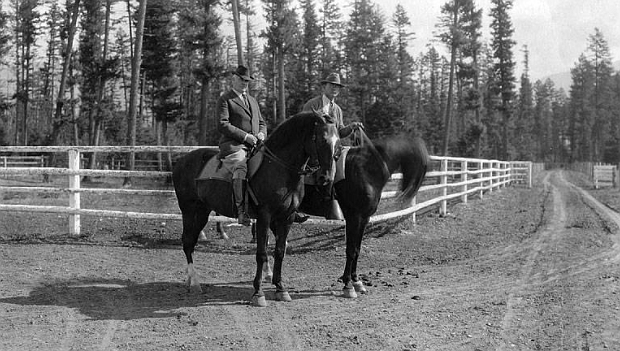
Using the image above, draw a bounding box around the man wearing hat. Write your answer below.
[217,65,267,226]
[302,72,363,139]
[297,72,363,221]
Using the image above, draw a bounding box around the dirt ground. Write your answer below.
[1,170,619,350]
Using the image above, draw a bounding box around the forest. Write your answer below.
[0,0,619,165]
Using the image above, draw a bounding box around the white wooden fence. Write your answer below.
[0,146,532,235]
[593,164,617,189]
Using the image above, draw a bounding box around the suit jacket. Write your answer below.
[302,95,348,137]
[217,90,267,156]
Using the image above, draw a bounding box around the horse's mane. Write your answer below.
[265,111,329,148]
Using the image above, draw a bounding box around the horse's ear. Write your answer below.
[314,108,335,124]
[312,108,321,118]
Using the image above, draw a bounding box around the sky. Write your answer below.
[370,0,620,80]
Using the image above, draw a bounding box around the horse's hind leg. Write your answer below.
[182,204,210,294]
[270,220,292,303]
[342,215,369,298]
[351,217,370,295]
[215,221,229,240]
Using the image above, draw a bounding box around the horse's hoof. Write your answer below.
[342,287,358,298]
[276,291,292,302]
[252,294,267,307]
[352,281,367,294]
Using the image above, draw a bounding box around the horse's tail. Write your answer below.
[398,137,429,202]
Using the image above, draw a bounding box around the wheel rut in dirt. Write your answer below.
[498,170,620,350]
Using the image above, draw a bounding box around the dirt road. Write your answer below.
[1,170,619,350]
[496,171,620,350]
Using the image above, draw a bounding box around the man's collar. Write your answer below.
[322,94,334,105]
[232,88,245,97]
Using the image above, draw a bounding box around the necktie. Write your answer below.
[243,93,249,108]
[329,101,334,116]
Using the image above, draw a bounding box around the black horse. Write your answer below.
[172,111,339,307]
[298,131,429,298]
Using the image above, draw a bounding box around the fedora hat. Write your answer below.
[321,73,346,87]
[233,65,254,81]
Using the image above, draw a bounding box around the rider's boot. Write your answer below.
[233,178,251,226]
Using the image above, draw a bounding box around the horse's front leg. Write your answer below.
[271,219,292,302]
[252,214,270,307]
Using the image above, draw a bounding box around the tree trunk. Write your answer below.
[441,10,458,156]
[49,0,80,146]
[86,0,112,180]
[123,0,147,187]
[231,0,244,65]
[277,48,285,122]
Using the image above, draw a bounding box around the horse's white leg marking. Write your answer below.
[352,280,367,294]
[263,261,273,282]
[187,263,202,293]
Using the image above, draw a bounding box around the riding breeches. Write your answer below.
[221,148,248,179]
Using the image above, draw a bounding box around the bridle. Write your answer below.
[254,121,333,177]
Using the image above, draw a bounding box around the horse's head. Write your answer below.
[306,110,340,187]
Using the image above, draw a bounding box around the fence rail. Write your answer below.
[593,164,617,189]
[0,145,532,235]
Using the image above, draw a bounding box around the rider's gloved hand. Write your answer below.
[256,132,266,141]
[244,133,259,147]
[350,121,364,131]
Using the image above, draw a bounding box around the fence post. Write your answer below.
[410,195,417,224]
[440,158,448,216]
[489,161,497,193]
[528,162,532,188]
[68,149,81,236]
[461,160,468,204]
[478,161,484,199]
[1,156,5,168]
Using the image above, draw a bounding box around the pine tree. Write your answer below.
[586,28,614,162]
[514,45,534,160]
[12,0,40,145]
[177,0,224,145]
[142,0,181,170]
[344,0,386,129]
[291,0,321,111]
[391,4,416,133]
[261,0,299,123]
[568,54,595,161]
[318,0,343,76]
[489,0,516,159]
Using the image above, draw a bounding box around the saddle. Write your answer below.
[196,150,263,183]
[195,151,264,219]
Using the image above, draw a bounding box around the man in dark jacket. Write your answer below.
[217,65,267,226]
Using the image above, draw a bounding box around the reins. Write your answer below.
[354,128,391,180]
[254,134,321,177]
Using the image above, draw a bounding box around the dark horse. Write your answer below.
[172,111,339,307]
[298,130,429,298]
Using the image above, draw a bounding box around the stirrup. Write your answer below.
[237,213,251,226]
